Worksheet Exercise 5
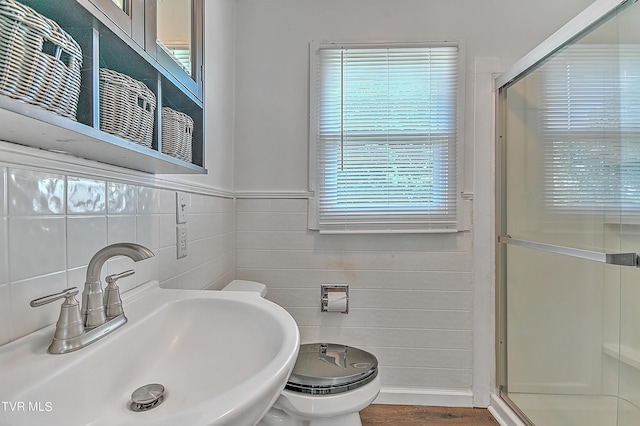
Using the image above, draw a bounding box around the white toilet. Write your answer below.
[222,280,381,426]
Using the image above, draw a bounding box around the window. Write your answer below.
[309,42,464,232]
[541,44,640,212]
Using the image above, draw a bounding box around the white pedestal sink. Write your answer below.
[0,281,300,426]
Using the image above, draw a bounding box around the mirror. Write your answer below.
[110,0,127,13]
[157,0,193,77]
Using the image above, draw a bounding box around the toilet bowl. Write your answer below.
[258,342,380,426]
[222,281,381,426]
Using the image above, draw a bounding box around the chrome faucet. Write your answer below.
[82,243,154,329]
[30,243,154,354]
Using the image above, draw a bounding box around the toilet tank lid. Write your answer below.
[222,280,267,297]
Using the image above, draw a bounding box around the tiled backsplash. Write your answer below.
[0,165,234,346]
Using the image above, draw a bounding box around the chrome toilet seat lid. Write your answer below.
[285,343,378,395]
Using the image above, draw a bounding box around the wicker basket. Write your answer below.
[99,68,156,148]
[161,107,193,162]
[0,0,82,119]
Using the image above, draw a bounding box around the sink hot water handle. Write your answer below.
[30,287,84,342]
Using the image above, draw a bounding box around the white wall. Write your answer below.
[233,0,595,407]
[233,0,595,192]
[0,0,237,345]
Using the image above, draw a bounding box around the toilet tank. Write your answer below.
[221,280,267,298]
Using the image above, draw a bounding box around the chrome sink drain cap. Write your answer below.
[130,383,165,412]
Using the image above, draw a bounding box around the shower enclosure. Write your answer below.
[497,0,640,425]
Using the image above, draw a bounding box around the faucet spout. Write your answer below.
[85,243,154,284]
[82,243,154,329]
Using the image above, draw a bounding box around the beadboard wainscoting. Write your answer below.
[0,146,235,346]
[235,197,475,406]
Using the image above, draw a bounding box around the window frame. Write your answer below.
[308,40,467,233]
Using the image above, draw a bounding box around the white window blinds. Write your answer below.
[541,44,640,212]
[310,43,461,232]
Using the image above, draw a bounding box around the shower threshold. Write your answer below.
[507,393,640,426]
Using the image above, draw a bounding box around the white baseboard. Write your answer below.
[373,387,474,407]
[488,393,527,426]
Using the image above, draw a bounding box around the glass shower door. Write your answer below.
[500,63,623,422]
[497,0,640,424]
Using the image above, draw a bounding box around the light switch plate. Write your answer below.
[177,224,187,258]
[176,192,187,224]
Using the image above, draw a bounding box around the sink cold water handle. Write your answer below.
[104,269,134,319]
[30,287,84,341]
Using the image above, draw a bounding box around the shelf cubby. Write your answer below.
[0,0,206,174]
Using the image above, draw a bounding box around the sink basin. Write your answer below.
[0,281,300,426]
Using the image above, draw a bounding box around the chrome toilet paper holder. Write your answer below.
[321,284,349,314]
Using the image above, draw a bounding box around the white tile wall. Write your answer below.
[2,168,475,397]
[107,215,137,245]
[0,283,9,345]
[0,167,5,218]
[0,164,235,346]
[67,216,108,268]
[9,272,68,341]
[0,167,7,344]
[107,182,137,214]
[9,217,67,281]
[0,216,7,286]
[8,169,65,215]
[67,177,106,214]
[235,198,474,393]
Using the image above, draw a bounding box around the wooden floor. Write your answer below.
[360,405,499,426]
